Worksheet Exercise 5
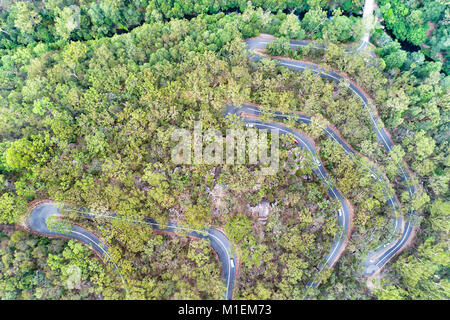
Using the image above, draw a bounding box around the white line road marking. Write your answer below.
[65,210,233,299]
[250,121,346,267]
[252,53,415,254]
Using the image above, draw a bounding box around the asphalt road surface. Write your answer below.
[244,36,416,277]
[225,104,351,290]
[27,203,236,300]
[25,12,415,298]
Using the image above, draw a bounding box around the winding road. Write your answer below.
[225,104,351,290]
[27,202,236,300]
[24,2,417,299]
[243,34,416,277]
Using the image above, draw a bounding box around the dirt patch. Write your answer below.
[426,22,436,38]
[0,224,27,235]
[401,225,418,252]
[248,201,272,221]
[209,184,229,216]
[27,198,55,212]
[366,270,383,291]
[253,33,276,40]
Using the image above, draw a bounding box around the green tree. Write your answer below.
[278,14,305,40]
[55,6,81,41]
[12,2,42,35]
[0,192,27,223]
[184,204,210,229]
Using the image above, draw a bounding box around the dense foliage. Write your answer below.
[0,0,363,50]
[0,227,224,299]
[0,1,448,300]
[263,3,448,298]
[0,228,109,299]
[377,0,449,73]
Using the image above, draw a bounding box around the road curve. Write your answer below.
[225,104,351,290]
[26,202,236,300]
[244,35,416,277]
[356,0,375,53]
[23,28,416,299]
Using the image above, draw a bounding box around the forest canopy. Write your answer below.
[0,0,448,301]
